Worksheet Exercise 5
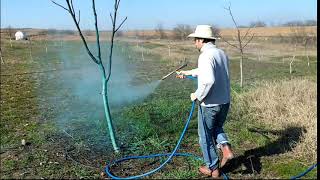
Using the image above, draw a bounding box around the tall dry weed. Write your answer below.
[242,78,317,161]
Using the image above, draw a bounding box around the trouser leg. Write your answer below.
[213,103,230,148]
[198,105,219,170]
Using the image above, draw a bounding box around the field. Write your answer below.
[0,27,317,179]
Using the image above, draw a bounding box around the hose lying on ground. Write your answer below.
[105,75,317,179]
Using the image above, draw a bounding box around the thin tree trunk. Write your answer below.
[136,36,139,48]
[305,47,310,67]
[290,55,295,74]
[141,45,144,61]
[45,40,48,54]
[290,44,297,74]
[257,48,262,61]
[29,40,33,61]
[0,48,4,64]
[99,64,119,152]
[9,38,13,48]
[240,53,244,88]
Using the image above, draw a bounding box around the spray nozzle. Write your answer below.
[161,62,188,80]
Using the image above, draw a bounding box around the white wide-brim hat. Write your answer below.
[188,25,218,40]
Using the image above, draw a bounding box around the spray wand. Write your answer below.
[161,62,188,80]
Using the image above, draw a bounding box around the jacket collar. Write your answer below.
[200,42,216,52]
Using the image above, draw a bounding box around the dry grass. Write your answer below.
[242,78,317,161]
[219,26,317,37]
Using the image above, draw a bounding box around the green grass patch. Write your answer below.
[264,159,317,179]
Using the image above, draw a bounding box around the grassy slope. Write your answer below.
[0,38,317,179]
[1,41,101,179]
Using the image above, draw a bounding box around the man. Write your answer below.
[176,25,234,178]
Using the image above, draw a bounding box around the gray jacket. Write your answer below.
[191,42,230,106]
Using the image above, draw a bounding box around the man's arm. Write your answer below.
[193,55,215,102]
[176,68,198,76]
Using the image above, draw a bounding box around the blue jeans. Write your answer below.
[198,103,230,170]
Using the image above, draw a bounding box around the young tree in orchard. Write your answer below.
[155,23,166,39]
[289,25,315,68]
[52,0,127,153]
[173,24,192,40]
[219,2,255,88]
[6,26,14,47]
[0,48,4,64]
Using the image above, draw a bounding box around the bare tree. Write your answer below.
[296,27,315,67]
[255,47,262,61]
[290,43,297,74]
[52,0,127,153]
[168,40,171,56]
[172,24,192,40]
[282,19,317,27]
[210,24,221,37]
[28,37,34,61]
[155,23,166,39]
[219,2,255,87]
[38,30,49,54]
[141,44,145,61]
[0,48,4,64]
[6,26,14,47]
[303,34,312,67]
[289,25,315,72]
[249,21,267,27]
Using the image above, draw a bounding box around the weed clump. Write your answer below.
[242,78,317,161]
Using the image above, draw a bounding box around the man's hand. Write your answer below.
[177,70,192,75]
[176,71,185,79]
[190,93,197,101]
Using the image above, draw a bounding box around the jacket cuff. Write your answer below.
[194,90,203,102]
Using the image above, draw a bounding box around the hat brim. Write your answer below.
[187,33,217,40]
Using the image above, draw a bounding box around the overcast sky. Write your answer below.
[1,0,317,30]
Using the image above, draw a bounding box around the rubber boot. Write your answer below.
[220,144,234,168]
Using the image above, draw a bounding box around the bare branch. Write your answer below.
[243,33,255,49]
[109,13,115,25]
[106,0,126,82]
[70,0,75,14]
[63,0,99,64]
[115,17,127,32]
[222,1,232,11]
[241,25,254,41]
[226,5,239,30]
[51,0,70,12]
[77,10,81,24]
[226,41,239,49]
[218,35,239,49]
[116,0,121,10]
[92,0,102,63]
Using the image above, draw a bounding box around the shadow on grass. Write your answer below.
[222,126,306,175]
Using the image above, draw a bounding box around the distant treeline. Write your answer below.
[245,19,317,28]
[1,19,316,41]
[46,29,76,35]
